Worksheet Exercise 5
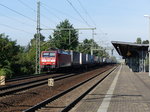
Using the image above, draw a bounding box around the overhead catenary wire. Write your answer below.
[0,3,36,23]
[77,0,96,27]
[77,0,106,35]
[41,2,84,23]
[17,0,36,13]
[40,2,63,22]
[66,0,92,27]
[40,13,58,26]
[76,0,107,36]
[0,12,35,28]
[0,1,35,33]
[17,0,51,28]
[0,23,33,34]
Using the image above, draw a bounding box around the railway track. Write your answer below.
[0,65,107,97]
[2,71,70,86]
[6,73,51,82]
[0,65,116,112]
[0,73,83,97]
[23,65,118,112]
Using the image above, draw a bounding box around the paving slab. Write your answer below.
[70,64,150,112]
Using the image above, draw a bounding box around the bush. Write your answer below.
[0,67,13,78]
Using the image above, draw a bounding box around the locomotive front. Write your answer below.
[40,51,57,68]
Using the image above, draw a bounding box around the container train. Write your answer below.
[40,49,114,70]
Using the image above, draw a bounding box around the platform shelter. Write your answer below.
[112,41,149,72]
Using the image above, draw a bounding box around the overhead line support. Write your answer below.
[35,0,41,74]
[41,27,96,48]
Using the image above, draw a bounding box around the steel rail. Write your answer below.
[0,73,69,90]
[23,66,117,112]
[5,73,51,82]
[0,73,81,97]
[62,66,117,112]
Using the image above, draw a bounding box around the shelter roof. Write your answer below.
[111,41,148,58]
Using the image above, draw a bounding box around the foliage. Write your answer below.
[77,38,109,57]
[0,67,13,77]
[77,39,93,54]
[0,33,19,77]
[136,37,142,44]
[0,33,46,77]
[16,33,46,75]
[52,19,79,50]
[136,37,149,44]
[142,40,149,44]
[15,48,35,75]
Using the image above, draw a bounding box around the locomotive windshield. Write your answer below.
[42,52,55,57]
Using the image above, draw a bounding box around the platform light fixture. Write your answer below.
[144,15,150,76]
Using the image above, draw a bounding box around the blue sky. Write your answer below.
[0,0,150,50]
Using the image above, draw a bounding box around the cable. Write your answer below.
[41,2,84,23]
[0,23,33,34]
[76,0,106,34]
[0,12,35,27]
[17,0,36,13]
[41,2,63,22]
[66,0,91,27]
[0,2,50,28]
[17,1,50,28]
[39,10,58,25]
[77,0,96,27]
[0,3,36,22]
[18,0,55,23]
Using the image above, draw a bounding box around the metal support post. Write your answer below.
[91,29,94,55]
[148,17,150,75]
[149,18,150,75]
[69,30,71,45]
[144,15,150,76]
[36,1,41,74]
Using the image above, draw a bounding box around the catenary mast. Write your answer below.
[35,0,41,74]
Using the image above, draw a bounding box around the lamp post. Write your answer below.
[144,15,150,76]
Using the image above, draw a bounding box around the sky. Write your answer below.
[0,0,150,57]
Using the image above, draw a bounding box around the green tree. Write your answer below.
[14,33,46,76]
[52,19,78,50]
[142,40,149,44]
[136,37,142,44]
[15,46,35,75]
[77,38,109,57]
[25,33,46,73]
[0,33,20,77]
[78,39,93,54]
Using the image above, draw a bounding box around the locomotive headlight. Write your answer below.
[46,60,55,62]
[51,60,55,62]
[42,59,46,62]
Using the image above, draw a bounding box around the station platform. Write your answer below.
[70,64,150,112]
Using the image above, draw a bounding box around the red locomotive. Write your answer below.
[40,50,71,69]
